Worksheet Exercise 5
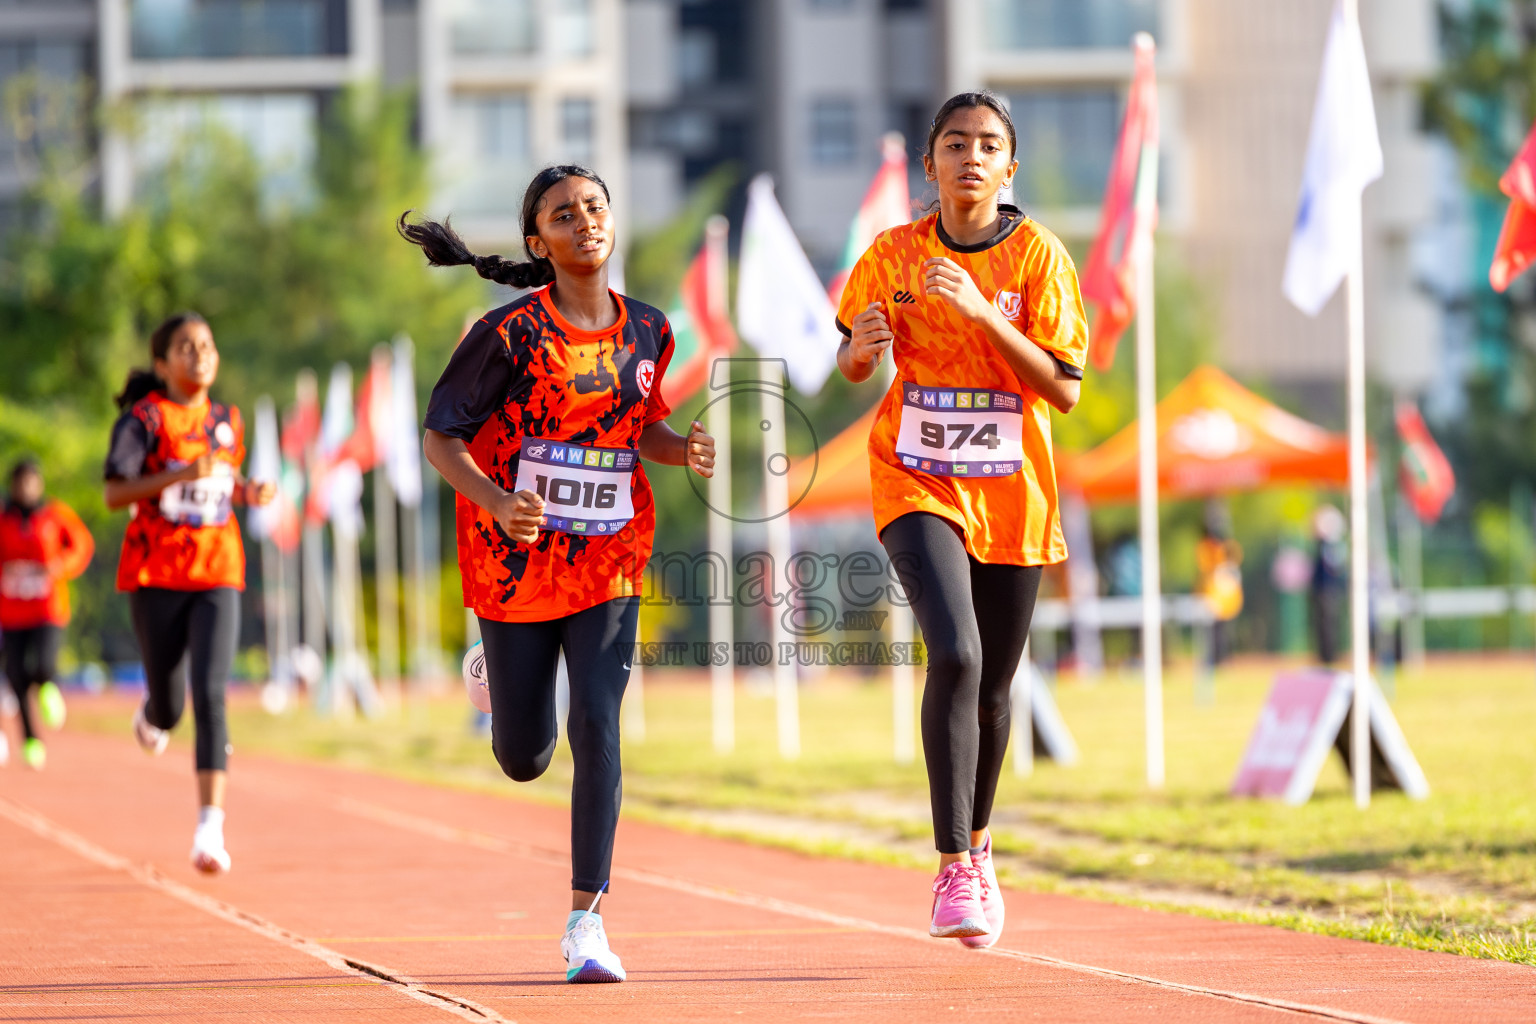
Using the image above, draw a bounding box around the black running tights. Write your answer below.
[5,624,60,741]
[881,513,1043,854]
[129,587,239,772]
[478,596,637,894]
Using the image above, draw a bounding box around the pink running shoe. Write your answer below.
[959,834,1004,948]
[929,861,990,938]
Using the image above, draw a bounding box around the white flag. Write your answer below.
[248,396,282,540]
[1282,0,1383,317]
[737,174,839,395]
[389,334,423,508]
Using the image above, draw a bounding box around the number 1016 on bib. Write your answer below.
[513,437,638,536]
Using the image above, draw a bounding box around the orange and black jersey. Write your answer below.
[104,392,248,592]
[424,288,674,623]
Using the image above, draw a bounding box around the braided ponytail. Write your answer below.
[398,164,611,290]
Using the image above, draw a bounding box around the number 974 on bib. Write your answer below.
[894,382,1027,478]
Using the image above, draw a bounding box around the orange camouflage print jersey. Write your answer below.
[104,392,248,591]
[424,288,674,623]
[836,205,1089,566]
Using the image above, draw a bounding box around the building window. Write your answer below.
[678,29,715,87]
[134,92,319,205]
[808,0,854,9]
[985,0,1158,51]
[0,40,91,169]
[550,0,595,57]
[446,92,532,215]
[130,0,349,59]
[1004,89,1120,206]
[811,99,856,166]
[447,0,537,57]
[561,98,595,164]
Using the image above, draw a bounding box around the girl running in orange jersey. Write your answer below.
[402,164,714,984]
[836,93,1088,948]
[104,313,276,874]
[0,458,94,769]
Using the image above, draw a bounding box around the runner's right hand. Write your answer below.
[181,453,218,481]
[495,488,545,545]
[848,302,893,369]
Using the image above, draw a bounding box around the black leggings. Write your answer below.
[478,597,637,894]
[5,625,60,741]
[882,513,1043,854]
[130,587,239,772]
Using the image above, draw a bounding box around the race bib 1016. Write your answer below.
[0,560,50,601]
[894,382,1027,478]
[513,438,637,536]
[159,465,236,527]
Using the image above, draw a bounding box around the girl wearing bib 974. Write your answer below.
[836,93,1088,948]
[103,312,277,875]
[403,164,714,986]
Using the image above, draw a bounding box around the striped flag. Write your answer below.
[1082,33,1160,372]
[661,215,738,411]
[828,132,911,306]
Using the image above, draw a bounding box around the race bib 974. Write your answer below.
[159,465,236,527]
[894,382,1026,478]
[513,438,637,536]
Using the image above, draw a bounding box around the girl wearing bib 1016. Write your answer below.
[402,164,715,986]
[103,312,277,874]
[836,93,1088,948]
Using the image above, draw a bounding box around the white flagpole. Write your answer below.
[763,380,800,760]
[708,368,735,754]
[1346,181,1372,810]
[1137,231,1164,789]
[370,346,400,703]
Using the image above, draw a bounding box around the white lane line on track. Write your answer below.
[338,798,1415,1024]
[0,796,516,1024]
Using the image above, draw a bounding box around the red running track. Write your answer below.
[1,724,1532,1022]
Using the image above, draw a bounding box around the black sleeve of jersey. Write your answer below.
[423,316,515,442]
[1053,355,1084,381]
[103,412,150,481]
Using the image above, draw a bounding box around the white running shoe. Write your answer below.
[132,703,169,756]
[561,912,626,983]
[190,825,232,874]
[462,641,491,714]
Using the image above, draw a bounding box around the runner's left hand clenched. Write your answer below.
[686,420,716,478]
[923,256,991,323]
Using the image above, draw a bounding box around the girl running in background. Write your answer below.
[836,93,1087,948]
[103,312,275,874]
[0,458,94,769]
[401,164,714,986]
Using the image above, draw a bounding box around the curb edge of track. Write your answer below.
[0,795,517,1024]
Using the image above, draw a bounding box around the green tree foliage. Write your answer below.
[0,81,482,663]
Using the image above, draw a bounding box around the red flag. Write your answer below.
[335,351,391,473]
[1082,34,1159,372]
[1395,401,1454,523]
[660,215,738,410]
[828,132,912,306]
[1491,120,1536,292]
[280,371,321,461]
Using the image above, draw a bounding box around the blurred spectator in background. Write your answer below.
[1310,505,1348,665]
[1196,504,1243,669]
[0,458,95,769]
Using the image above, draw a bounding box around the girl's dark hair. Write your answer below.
[925,91,1018,162]
[397,164,612,290]
[10,457,39,483]
[115,311,208,410]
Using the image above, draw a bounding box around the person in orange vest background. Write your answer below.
[1196,505,1244,670]
[0,458,95,769]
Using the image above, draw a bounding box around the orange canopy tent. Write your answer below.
[788,403,881,521]
[1061,365,1350,502]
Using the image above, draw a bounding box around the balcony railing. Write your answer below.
[130,0,348,60]
[985,0,1158,51]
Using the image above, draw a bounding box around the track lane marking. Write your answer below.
[320,927,859,943]
[338,797,1415,1024]
[0,796,516,1024]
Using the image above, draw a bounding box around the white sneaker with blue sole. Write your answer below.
[560,899,625,983]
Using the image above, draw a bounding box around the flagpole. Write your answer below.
[370,347,400,705]
[764,379,800,761]
[705,216,736,755]
[1136,228,1164,789]
[1346,203,1371,811]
